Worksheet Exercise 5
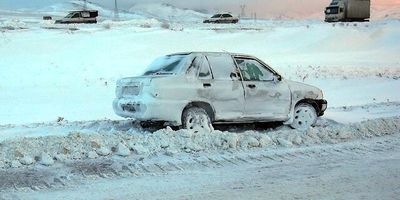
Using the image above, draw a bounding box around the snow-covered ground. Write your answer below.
[0,18,399,125]
[0,1,399,199]
[4,134,400,200]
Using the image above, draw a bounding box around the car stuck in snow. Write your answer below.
[113,52,327,130]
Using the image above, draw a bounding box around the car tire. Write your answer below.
[290,103,317,130]
[182,107,213,132]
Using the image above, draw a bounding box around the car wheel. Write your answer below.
[290,103,317,130]
[182,107,213,132]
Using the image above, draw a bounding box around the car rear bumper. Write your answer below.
[113,98,183,125]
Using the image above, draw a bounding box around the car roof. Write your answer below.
[69,10,98,13]
[214,13,232,15]
[167,52,254,58]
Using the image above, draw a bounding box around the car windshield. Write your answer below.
[325,7,339,14]
[211,14,221,18]
[65,12,76,18]
[142,55,188,76]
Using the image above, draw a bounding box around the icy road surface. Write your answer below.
[1,127,400,200]
[0,116,399,200]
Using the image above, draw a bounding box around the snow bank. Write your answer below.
[0,19,27,30]
[0,117,398,169]
[128,3,208,23]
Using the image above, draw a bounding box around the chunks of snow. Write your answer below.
[116,143,130,157]
[277,138,293,147]
[96,147,111,156]
[240,136,260,148]
[20,156,35,165]
[0,117,399,169]
[39,153,54,166]
[259,135,274,147]
[11,160,22,168]
[129,144,149,155]
[87,151,99,159]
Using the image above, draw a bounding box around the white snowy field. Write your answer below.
[0,18,399,126]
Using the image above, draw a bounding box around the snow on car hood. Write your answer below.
[285,79,324,100]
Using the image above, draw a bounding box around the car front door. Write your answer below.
[70,12,81,23]
[203,54,245,121]
[235,57,291,120]
[221,14,233,23]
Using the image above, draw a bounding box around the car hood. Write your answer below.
[285,80,324,100]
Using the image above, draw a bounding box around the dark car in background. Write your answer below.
[55,10,98,24]
[203,13,239,24]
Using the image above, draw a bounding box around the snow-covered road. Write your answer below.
[2,130,400,200]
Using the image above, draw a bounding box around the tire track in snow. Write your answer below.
[1,133,399,193]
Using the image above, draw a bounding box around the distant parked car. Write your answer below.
[55,10,98,24]
[43,16,52,20]
[203,13,239,24]
[113,52,327,131]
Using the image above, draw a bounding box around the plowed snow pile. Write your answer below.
[0,117,398,169]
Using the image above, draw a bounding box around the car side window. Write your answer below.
[207,54,237,81]
[235,58,274,81]
[72,13,80,18]
[222,14,232,18]
[186,56,200,77]
[82,12,90,18]
[198,57,212,79]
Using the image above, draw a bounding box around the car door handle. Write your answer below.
[203,83,212,88]
[247,84,256,89]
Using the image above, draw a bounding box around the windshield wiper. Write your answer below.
[154,72,174,75]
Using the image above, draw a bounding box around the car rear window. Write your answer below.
[143,55,188,76]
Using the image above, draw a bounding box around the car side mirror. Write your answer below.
[273,75,282,83]
[231,72,243,81]
[230,72,238,80]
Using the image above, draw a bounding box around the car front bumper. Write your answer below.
[315,99,328,116]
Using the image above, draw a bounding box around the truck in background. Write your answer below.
[325,0,370,22]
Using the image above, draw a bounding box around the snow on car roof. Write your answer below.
[168,52,253,58]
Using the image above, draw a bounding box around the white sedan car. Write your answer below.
[203,13,239,24]
[113,52,327,130]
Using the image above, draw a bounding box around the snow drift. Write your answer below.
[0,117,399,169]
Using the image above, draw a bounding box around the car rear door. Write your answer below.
[221,14,233,23]
[203,53,245,121]
[234,57,291,120]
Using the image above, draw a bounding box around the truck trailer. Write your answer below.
[325,0,370,22]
